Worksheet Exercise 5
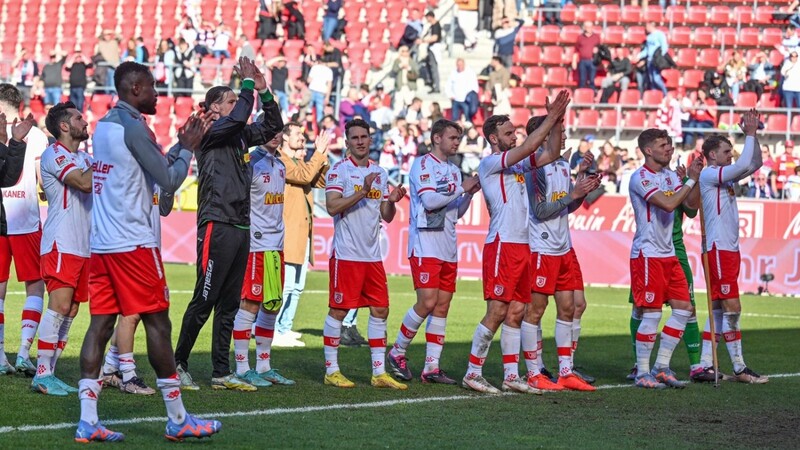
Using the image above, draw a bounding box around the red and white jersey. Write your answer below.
[325,157,389,262]
[527,158,573,255]
[478,152,535,244]
[39,142,93,257]
[628,165,683,258]
[2,126,48,234]
[249,152,286,252]
[408,153,465,262]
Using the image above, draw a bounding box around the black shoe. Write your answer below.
[572,367,596,385]
[340,325,368,347]
[540,367,557,383]
[386,352,412,381]
[691,367,720,383]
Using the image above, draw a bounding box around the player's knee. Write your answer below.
[328,308,348,321]
[371,307,389,319]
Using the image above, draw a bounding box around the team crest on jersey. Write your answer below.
[419,173,431,184]
[561,168,568,177]
[334,292,344,304]
[536,276,547,288]
[252,284,263,296]
[645,292,655,303]
[55,155,67,167]
[419,272,430,284]
[721,284,730,295]
[665,177,672,186]
[494,285,504,296]
[327,173,338,181]
[641,179,651,188]
[279,169,285,178]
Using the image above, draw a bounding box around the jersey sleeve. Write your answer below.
[412,158,435,195]
[629,171,659,202]
[325,163,344,193]
[699,166,722,187]
[43,150,79,183]
[478,153,507,176]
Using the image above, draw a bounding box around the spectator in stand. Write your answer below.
[638,22,668,96]
[266,55,290,114]
[762,144,777,173]
[136,37,150,62]
[258,0,280,42]
[301,44,319,81]
[283,1,306,40]
[122,39,139,63]
[322,0,342,41]
[13,49,38,107]
[723,51,747,102]
[458,125,487,176]
[706,72,733,110]
[487,56,511,114]
[777,141,800,196]
[402,97,424,125]
[781,51,800,109]
[596,140,622,178]
[789,0,800,29]
[422,12,443,93]
[786,166,800,200]
[572,21,601,91]
[748,51,775,97]
[321,41,343,90]
[429,101,444,123]
[542,0,563,26]
[656,89,683,141]
[599,47,631,103]
[569,135,595,171]
[684,89,716,149]
[288,77,311,120]
[779,28,799,55]
[340,88,369,128]
[398,9,424,54]
[391,46,420,112]
[41,51,66,108]
[445,58,479,123]
[493,17,524,68]
[195,21,215,57]
[173,38,196,98]
[492,0,517,30]
[455,0,479,52]
[96,29,121,93]
[238,35,256,61]
[177,17,199,47]
[155,39,176,95]
[212,25,232,59]
[747,169,777,199]
[307,59,333,123]
[320,114,344,163]
[65,46,91,112]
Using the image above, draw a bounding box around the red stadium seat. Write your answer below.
[762,28,783,47]
[528,88,550,107]
[603,26,624,45]
[642,7,663,24]
[769,50,786,68]
[621,6,642,24]
[754,6,774,24]
[155,97,174,118]
[600,4,621,24]
[599,110,618,128]
[619,89,640,106]
[577,4,599,22]
[760,93,780,108]
[718,112,740,130]
[624,110,646,128]
[91,94,113,118]
[573,88,595,105]
[174,97,195,120]
[737,92,758,108]
[692,27,714,47]
[686,6,707,24]
[560,3,576,23]
[576,109,599,128]
[792,115,800,133]
[666,6,686,24]
[518,26,537,44]
[642,90,664,106]
[669,27,691,47]
[676,48,698,68]
[541,45,563,65]
[733,6,753,26]
[560,25,581,44]
[523,66,545,86]
[625,27,646,46]
[537,25,560,44]
[509,87,528,107]
[518,46,541,65]
[766,115,789,134]
[738,28,760,47]
[708,6,731,25]
[510,108,532,127]
[545,67,570,87]
[662,69,681,89]
[682,70,705,89]
[698,49,721,69]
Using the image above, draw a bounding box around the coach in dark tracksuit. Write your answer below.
[174,58,283,390]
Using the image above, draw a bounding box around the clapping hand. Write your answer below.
[739,108,760,136]
[177,112,214,152]
[234,57,268,92]
[363,172,378,193]
[0,112,7,143]
[10,113,36,142]
[388,184,407,203]
[315,129,331,156]
[462,175,481,194]
[578,150,594,173]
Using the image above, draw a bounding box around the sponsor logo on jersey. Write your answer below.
[353,184,382,199]
[662,190,675,197]
[334,292,343,304]
[420,173,431,184]
[252,284,263,296]
[264,192,285,204]
[536,276,546,288]
[55,155,67,167]
[541,231,549,240]
[152,193,159,205]
[550,191,567,202]
[243,152,251,163]
[645,292,655,303]
[721,284,730,295]
[92,161,114,174]
[254,231,262,239]
[494,284,504,296]
[514,173,525,183]
[419,272,430,284]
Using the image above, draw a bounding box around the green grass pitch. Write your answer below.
[0,264,798,448]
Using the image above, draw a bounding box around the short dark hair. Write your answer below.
[482,114,511,141]
[199,85,233,111]
[637,128,669,155]
[114,61,152,93]
[491,56,502,65]
[0,83,23,111]
[425,10,435,18]
[282,121,302,135]
[45,102,77,139]
[345,119,371,139]
[525,115,546,135]
[430,119,462,139]
[702,135,732,160]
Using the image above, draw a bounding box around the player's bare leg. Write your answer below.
[570,290,595,384]
[522,294,562,391]
[463,300,508,394]
[32,286,79,395]
[638,300,692,389]
[420,290,456,384]
[110,314,154,395]
[14,280,45,376]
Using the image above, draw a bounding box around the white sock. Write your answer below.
[722,312,746,373]
[255,309,276,373]
[102,345,119,375]
[323,315,342,375]
[654,309,691,370]
[635,312,661,375]
[119,353,136,383]
[571,318,582,356]
[35,309,64,377]
[368,315,387,376]
[0,298,6,364]
[157,374,187,424]
[466,323,493,378]
[700,309,723,368]
[390,308,424,357]
[79,378,103,425]
[500,325,521,381]
[521,321,540,377]
[424,316,446,373]
[536,326,546,372]
[555,319,573,377]
[18,296,43,359]
[233,309,256,375]
[52,316,73,372]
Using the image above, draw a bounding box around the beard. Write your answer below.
[70,126,90,142]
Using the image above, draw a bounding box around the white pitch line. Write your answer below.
[1,372,798,435]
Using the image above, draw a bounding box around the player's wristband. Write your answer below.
[242,79,255,91]
[684,179,696,189]
[260,89,274,103]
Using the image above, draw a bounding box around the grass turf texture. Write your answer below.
[0,264,798,448]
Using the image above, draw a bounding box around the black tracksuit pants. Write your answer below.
[175,221,249,378]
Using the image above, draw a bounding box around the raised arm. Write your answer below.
[718,109,763,184]
[505,90,570,169]
[645,158,704,213]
